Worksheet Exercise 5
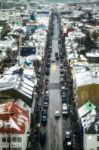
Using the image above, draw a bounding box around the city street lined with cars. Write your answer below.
[34,10,82,150]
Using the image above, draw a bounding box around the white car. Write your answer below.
[51,57,55,63]
[55,110,60,118]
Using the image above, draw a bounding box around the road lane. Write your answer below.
[45,16,63,150]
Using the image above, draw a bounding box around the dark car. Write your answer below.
[60,64,64,69]
[45,79,49,85]
[46,62,50,68]
[41,110,47,125]
[44,94,49,103]
[40,132,46,146]
[64,131,73,150]
[55,52,59,60]
[60,69,64,74]
[62,94,67,103]
[45,68,50,76]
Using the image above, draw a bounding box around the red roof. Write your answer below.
[0,102,28,134]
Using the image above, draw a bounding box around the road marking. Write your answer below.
[49,83,60,89]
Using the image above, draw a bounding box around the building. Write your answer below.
[0,62,37,107]
[78,101,99,150]
[0,101,29,150]
[75,71,99,107]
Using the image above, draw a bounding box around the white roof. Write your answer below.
[0,64,37,99]
[86,52,99,57]
[68,31,86,39]
[76,71,99,87]
[0,40,13,48]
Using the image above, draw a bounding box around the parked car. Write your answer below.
[41,110,47,125]
[60,78,64,84]
[45,78,49,85]
[44,101,49,109]
[64,131,73,149]
[62,95,67,103]
[55,52,59,60]
[40,132,46,146]
[45,68,50,76]
[60,69,64,74]
[60,63,64,69]
[61,85,66,93]
[44,94,49,103]
[62,103,68,116]
[46,62,50,68]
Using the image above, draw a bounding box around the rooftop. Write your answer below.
[0,102,28,134]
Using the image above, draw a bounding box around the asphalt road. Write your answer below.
[42,16,71,150]
[44,16,63,150]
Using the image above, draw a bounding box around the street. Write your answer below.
[34,12,82,150]
[46,16,63,150]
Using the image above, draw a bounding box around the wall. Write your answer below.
[77,84,99,108]
[84,133,99,150]
[0,133,28,150]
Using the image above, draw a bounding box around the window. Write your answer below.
[12,148,21,150]
[18,148,21,150]
[97,136,99,141]
[17,137,21,142]
[2,148,6,150]
[12,137,16,142]
[2,137,6,142]
[7,137,10,142]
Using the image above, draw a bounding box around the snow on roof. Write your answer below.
[0,64,36,99]
[0,102,28,134]
[0,40,14,48]
[86,52,99,58]
[76,71,99,87]
[15,99,31,113]
[68,31,86,39]
[0,75,18,91]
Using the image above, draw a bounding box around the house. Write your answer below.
[78,101,99,150]
[0,101,29,150]
[0,62,37,107]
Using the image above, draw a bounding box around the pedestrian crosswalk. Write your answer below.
[49,83,60,89]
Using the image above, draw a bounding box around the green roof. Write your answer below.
[78,101,96,118]
[85,101,95,112]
